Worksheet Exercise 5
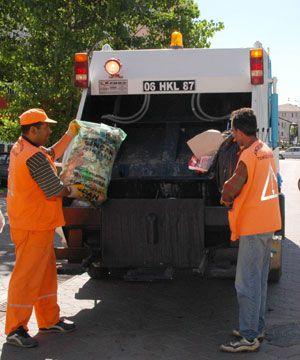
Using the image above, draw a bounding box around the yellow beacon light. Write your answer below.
[170,31,183,49]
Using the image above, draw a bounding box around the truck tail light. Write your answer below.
[250,48,264,85]
[74,53,88,88]
[104,58,121,77]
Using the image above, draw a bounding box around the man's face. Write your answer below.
[231,127,243,147]
[30,123,52,146]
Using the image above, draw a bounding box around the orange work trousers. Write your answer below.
[5,228,60,334]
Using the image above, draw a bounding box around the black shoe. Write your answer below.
[220,337,260,353]
[232,329,265,342]
[6,326,38,348]
[39,320,76,333]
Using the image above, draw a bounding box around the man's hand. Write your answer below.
[68,183,84,198]
[66,120,81,138]
[220,198,232,207]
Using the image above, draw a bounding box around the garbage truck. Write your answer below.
[57,34,284,282]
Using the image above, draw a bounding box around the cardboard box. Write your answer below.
[187,129,224,159]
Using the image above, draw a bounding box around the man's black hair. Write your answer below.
[21,122,43,135]
[231,108,257,136]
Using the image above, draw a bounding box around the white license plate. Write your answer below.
[143,80,195,92]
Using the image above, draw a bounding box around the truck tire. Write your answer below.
[268,193,285,283]
[298,178,300,191]
[268,267,281,283]
[268,235,283,283]
[87,262,109,280]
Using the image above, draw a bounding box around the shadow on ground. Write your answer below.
[1,275,237,360]
[1,238,299,360]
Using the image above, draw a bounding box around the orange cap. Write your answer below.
[19,108,57,126]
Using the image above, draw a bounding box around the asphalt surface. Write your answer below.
[0,159,299,359]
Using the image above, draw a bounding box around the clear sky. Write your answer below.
[196,0,300,105]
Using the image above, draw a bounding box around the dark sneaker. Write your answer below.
[232,329,265,342]
[39,320,76,333]
[220,337,260,353]
[6,326,38,348]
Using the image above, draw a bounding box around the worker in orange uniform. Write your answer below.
[5,108,83,348]
[219,108,281,353]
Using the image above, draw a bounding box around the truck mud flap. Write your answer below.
[101,199,205,268]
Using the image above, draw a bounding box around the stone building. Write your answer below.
[278,103,300,145]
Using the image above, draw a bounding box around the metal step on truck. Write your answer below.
[57,33,284,282]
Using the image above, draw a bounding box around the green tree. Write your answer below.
[0,0,223,143]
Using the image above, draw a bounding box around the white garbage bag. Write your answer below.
[60,120,126,205]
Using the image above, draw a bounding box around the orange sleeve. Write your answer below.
[50,133,73,160]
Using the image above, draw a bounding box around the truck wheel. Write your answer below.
[87,262,109,279]
[269,193,285,283]
[298,178,300,191]
[268,235,282,283]
[268,267,281,283]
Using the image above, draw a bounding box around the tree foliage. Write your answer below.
[0,0,224,143]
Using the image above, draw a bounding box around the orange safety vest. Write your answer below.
[228,139,281,241]
[7,137,65,231]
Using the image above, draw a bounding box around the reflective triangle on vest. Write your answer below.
[261,164,279,201]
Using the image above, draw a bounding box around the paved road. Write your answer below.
[0,159,299,359]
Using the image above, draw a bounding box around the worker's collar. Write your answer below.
[242,136,258,149]
[21,135,39,148]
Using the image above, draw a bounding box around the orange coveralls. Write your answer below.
[5,137,65,334]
